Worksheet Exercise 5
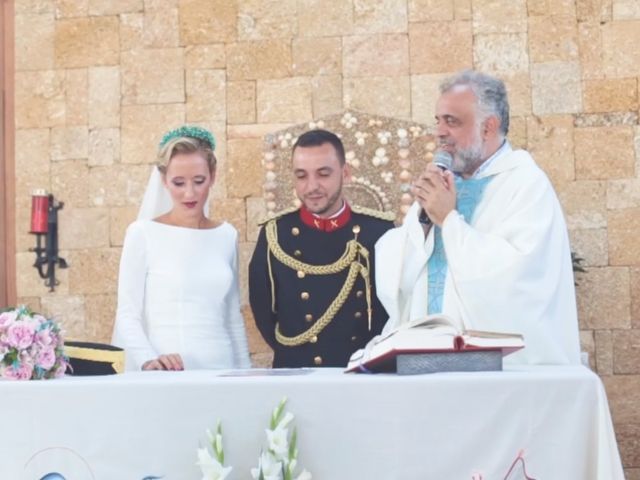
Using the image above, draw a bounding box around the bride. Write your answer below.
[112,126,251,371]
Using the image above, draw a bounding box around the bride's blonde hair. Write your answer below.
[157,136,217,174]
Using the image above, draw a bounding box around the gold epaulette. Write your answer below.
[258,206,299,226]
[350,204,396,222]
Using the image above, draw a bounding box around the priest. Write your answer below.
[375,70,581,365]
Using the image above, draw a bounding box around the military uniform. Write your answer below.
[249,203,394,368]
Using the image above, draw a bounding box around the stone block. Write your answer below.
[626,468,640,479]
[55,0,89,18]
[55,16,119,68]
[577,21,604,79]
[51,160,90,209]
[344,76,411,119]
[85,294,117,343]
[142,1,180,48]
[110,206,138,247]
[89,128,120,167]
[238,242,255,306]
[528,0,576,16]
[186,69,226,122]
[633,267,640,329]
[227,124,291,140]
[88,66,121,128]
[353,0,408,34]
[298,0,354,36]
[185,44,226,69]
[16,0,54,14]
[472,0,527,33]
[500,72,531,117]
[120,13,144,51]
[215,198,247,241]
[311,75,343,119]
[602,374,640,424]
[580,329,596,370]
[179,0,237,44]
[558,180,607,229]
[343,34,409,77]
[227,81,256,125]
[608,179,640,210]
[242,304,272,360]
[576,266,630,329]
[16,251,69,297]
[51,126,89,161]
[246,197,267,242]
[615,422,640,469]
[613,0,640,19]
[226,138,264,198]
[120,103,185,165]
[575,126,634,180]
[88,0,141,15]
[455,0,472,19]
[121,48,185,105]
[528,15,578,63]
[507,116,527,151]
[59,207,110,250]
[409,21,472,74]
[568,227,608,267]
[41,295,85,340]
[256,77,313,123]
[531,62,582,115]
[89,164,151,208]
[408,0,454,21]
[15,13,55,71]
[609,208,640,266]
[68,248,121,295]
[602,21,640,77]
[595,329,613,374]
[292,37,342,77]
[526,115,575,186]
[65,69,88,126]
[238,0,297,40]
[613,329,640,374]
[226,40,292,80]
[575,112,638,128]
[15,71,66,128]
[577,0,613,21]
[411,73,450,126]
[16,297,42,313]
[584,78,638,113]
[473,33,529,73]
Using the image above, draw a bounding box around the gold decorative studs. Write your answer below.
[291,227,300,236]
[301,292,310,300]
[314,356,323,366]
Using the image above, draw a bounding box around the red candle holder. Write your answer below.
[30,189,49,234]
[29,192,68,291]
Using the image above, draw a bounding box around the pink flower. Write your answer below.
[0,311,17,328]
[2,361,34,380]
[6,321,36,350]
[36,346,56,370]
[36,327,53,347]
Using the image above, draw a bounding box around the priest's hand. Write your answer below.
[411,163,456,226]
[142,353,184,371]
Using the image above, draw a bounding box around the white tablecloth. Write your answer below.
[0,365,624,479]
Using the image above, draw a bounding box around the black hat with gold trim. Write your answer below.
[64,341,125,375]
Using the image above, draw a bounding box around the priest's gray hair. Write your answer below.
[440,70,510,138]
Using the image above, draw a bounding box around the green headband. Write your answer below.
[159,125,216,150]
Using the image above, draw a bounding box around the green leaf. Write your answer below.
[289,428,298,460]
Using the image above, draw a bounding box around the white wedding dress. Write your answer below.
[112,220,251,370]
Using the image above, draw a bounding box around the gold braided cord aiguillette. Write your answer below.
[265,220,369,275]
[275,262,362,346]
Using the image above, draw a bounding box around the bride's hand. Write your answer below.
[142,353,184,371]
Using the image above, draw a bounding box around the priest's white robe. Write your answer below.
[375,146,581,365]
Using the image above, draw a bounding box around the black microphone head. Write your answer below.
[433,150,453,170]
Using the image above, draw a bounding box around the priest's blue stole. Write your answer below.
[427,176,493,314]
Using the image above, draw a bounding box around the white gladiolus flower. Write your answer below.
[266,426,290,459]
[251,451,283,480]
[295,469,312,480]
[196,448,232,480]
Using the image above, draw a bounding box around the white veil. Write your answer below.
[137,165,210,221]
[137,166,173,220]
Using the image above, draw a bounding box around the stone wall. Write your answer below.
[12,0,640,474]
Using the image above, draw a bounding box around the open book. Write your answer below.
[345,314,524,373]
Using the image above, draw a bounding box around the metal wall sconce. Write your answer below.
[29,190,68,291]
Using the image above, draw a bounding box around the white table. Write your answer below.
[0,366,624,479]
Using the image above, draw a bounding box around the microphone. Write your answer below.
[418,151,453,225]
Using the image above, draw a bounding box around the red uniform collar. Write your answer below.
[299,203,352,232]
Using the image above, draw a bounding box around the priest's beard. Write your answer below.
[452,126,485,176]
